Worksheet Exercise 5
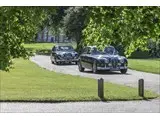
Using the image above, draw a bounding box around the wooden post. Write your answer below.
[98,78,104,99]
[138,79,144,97]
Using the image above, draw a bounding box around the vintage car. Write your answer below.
[50,45,79,65]
[78,46,128,74]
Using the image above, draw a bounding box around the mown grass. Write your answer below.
[0,59,158,102]
[24,42,77,55]
[128,59,160,74]
[23,43,54,55]
[24,43,54,50]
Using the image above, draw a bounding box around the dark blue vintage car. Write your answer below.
[50,45,79,65]
[78,46,128,74]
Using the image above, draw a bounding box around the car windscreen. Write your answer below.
[56,46,74,51]
[90,47,101,55]
[103,46,118,55]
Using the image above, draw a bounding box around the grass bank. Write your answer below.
[24,42,77,55]
[0,59,158,102]
[24,43,54,55]
[128,59,160,74]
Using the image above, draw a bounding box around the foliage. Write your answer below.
[128,59,160,74]
[148,39,160,57]
[62,7,89,51]
[82,7,160,57]
[48,7,68,35]
[0,59,157,101]
[0,7,56,70]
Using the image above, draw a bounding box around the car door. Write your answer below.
[81,47,93,69]
[51,46,56,60]
[86,48,94,69]
[80,47,89,68]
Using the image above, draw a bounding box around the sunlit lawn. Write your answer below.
[128,59,160,74]
[0,59,158,102]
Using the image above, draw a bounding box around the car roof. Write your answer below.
[86,46,97,48]
[55,45,73,47]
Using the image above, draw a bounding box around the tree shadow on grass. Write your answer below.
[26,48,51,56]
[0,96,157,103]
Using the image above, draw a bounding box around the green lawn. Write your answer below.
[24,42,77,55]
[0,59,158,102]
[23,43,54,55]
[24,43,54,50]
[128,59,160,74]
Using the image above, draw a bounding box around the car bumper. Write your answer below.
[97,66,127,71]
[56,59,78,62]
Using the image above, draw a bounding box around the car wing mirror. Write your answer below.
[115,51,119,54]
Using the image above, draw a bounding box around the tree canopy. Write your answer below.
[82,7,160,57]
[0,7,56,70]
[62,7,88,50]
[1,6,160,70]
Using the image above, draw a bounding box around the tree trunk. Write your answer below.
[46,30,49,42]
[41,30,44,42]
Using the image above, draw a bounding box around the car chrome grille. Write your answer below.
[64,53,72,59]
[111,58,118,68]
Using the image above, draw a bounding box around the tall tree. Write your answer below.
[0,7,56,70]
[82,7,160,57]
[62,7,89,51]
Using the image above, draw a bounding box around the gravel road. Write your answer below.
[0,99,159,113]
[30,55,160,94]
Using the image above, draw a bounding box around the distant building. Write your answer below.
[36,27,71,43]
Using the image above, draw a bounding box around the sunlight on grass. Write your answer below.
[0,59,158,102]
[128,59,160,74]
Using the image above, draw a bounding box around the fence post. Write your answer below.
[98,78,104,99]
[138,79,144,97]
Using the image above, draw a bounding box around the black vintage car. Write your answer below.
[50,45,79,65]
[78,46,128,74]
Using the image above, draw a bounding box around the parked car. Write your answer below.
[78,46,128,74]
[50,45,79,65]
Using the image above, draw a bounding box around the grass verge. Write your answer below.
[23,42,77,55]
[128,59,160,74]
[24,43,54,55]
[0,59,158,102]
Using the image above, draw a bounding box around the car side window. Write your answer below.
[52,46,55,51]
[87,47,91,54]
[83,47,88,54]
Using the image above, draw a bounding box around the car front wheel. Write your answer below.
[120,69,127,74]
[78,60,85,72]
[51,60,54,64]
[54,58,59,65]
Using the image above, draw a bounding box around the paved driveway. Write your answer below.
[30,55,160,94]
[0,99,160,113]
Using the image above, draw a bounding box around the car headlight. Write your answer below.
[104,59,109,63]
[120,59,124,63]
[57,54,63,58]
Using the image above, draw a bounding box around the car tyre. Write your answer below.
[51,60,54,64]
[54,58,59,65]
[120,69,127,74]
[92,60,98,74]
[78,60,85,72]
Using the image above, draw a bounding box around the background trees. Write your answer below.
[62,7,88,51]
[1,6,159,70]
[0,7,56,70]
[82,7,160,57]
